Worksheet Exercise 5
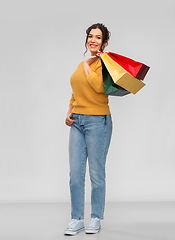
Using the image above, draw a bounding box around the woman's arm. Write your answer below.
[83,56,104,93]
[83,56,98,77]
[65,105,75,127]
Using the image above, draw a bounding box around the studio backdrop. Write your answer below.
[0,0,175,202]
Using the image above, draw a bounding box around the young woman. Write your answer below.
[64,23,112,235]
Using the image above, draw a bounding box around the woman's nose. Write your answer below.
[91,37,95,42]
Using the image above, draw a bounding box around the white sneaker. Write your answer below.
[64,219,85,235]
[85,217,101,234]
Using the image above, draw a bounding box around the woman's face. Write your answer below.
[87,28,103,56]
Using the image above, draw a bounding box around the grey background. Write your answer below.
[0,0,175,202]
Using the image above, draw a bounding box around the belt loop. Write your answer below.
[79,114,84,127]
[82,114,84,126]
[105,115,107,125]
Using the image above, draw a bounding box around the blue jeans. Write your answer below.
[69,114,112,220]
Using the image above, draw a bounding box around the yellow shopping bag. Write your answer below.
[97,52,147,95]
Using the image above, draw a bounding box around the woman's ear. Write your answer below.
[104,40,108,46]
[102,41,108,51]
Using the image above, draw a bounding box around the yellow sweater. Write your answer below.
[69,58,111,115]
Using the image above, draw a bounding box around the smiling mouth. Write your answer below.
[90,44,98,48]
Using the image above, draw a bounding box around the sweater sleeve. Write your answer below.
[86,61,105,93]
[69,93,75,106]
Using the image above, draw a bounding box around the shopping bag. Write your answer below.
[101,59,130,96]
[96,52,150,96]
[107,52,150,80]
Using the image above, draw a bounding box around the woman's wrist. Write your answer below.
[83,61,93,77]
[67,105,74,116]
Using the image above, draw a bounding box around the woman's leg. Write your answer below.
[69,114,88,220]
[84,115,112,219]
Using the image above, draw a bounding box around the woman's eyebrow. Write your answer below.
[89,34,102,37]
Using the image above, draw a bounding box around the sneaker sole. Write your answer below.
[64,227,85,235]
[85,227,101,234]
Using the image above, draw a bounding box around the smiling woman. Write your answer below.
[86,29,103,55]
[84,23,111,55]
[83,28,105,77]
[64,23,112,236]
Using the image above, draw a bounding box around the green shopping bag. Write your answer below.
[101,59,130,96]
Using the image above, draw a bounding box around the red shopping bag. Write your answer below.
[107,52,150,80]
[96,52,150,96]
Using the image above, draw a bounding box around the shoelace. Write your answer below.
[68,219,81,229]
[88,217,99,228]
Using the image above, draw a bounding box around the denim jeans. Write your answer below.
[69,113,112,220]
